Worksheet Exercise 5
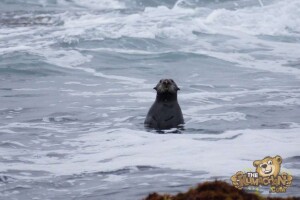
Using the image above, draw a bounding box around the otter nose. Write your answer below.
[163,80,170,85]
[261,164,267,168]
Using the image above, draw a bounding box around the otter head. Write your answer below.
[253,155,282,177]
[154,79,180,102]
[154,79,180,94]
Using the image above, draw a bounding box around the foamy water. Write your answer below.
[0,0,300,199]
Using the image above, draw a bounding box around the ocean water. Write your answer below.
[0,0,300,199]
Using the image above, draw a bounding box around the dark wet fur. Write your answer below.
[144,79,184,130]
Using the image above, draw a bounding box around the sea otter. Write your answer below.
[144,79,184,130]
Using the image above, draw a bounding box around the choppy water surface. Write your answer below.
[1,0,300,199]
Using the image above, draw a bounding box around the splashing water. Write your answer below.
[0,0,300,199]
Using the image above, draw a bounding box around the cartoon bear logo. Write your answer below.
[231,155,293,192]
[253,155,282,177]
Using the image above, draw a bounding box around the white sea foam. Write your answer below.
[64,82,101,87]
[52,0,300,77]
[53,0,300,39]
[29,47,146,85]
[201,0,300,36]
[185,112,247,123]
[33,49,93,68]
[21,0,126,10]
[181,88,300,102]
[71,0,125,10]
[0,127,299,178]
[1,0,299,79]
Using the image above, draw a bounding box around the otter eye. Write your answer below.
[268,160,272,165]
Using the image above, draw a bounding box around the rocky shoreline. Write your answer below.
[144,181,299,200]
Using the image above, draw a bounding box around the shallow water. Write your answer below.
[0,0,300,199]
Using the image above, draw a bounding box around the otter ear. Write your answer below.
[253,160,261,167]
[275,155,282,164]
[177,87,180,91]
